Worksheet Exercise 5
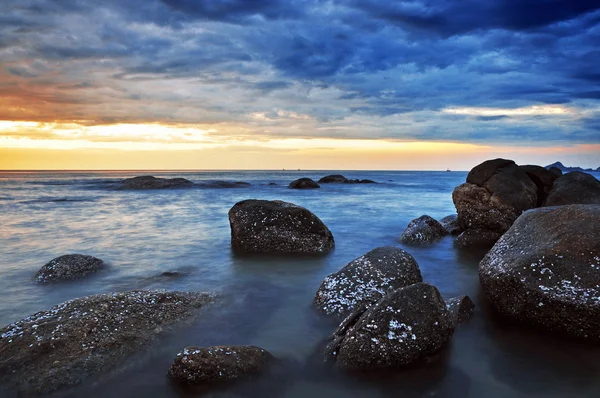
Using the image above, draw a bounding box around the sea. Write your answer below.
[1,170,599,398]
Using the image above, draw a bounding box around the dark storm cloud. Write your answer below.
[0,0,599,145]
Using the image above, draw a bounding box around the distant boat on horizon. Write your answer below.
[446,168,451,172]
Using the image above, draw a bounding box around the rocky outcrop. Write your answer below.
[452,159,538,248]
[228,200,334,254]
[117,176,194,190]
[326,283,454,371]
[0,290,214,396]
[168,346,273,385]
[519,165,559,206]
[479,205,600,342]
[543,172,600,206]
[446,296,475,327]
[439,214,462,235]
[314,247,422,317]
[289,178,320,189]
[35,254,105,283]
[399,215,448,244]
[455,228,503,249]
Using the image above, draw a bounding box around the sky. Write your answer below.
[1,0,600,170]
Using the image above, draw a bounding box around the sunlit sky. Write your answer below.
[1,0,600,170]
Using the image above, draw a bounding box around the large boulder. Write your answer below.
[168,346,273,385]
[228,200,334,254]
[318,174,349,184]
[399,215,448,244]
[326,283,454,371]
[117,176,194,190]
[314,247,422,317]
[543,172,600,206]
[455,228,503,249]
[519,165,559,206]
[479,205,600,342]
[452,159,538,247]
[439,214,462,235]
[289,178,320,189]
[35,254,105,283]
[0,290,214,396]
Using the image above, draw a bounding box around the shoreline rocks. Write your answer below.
[289,178,320,189]
[35,254,105,283]
[117,176,195,190]
[543,171,600,206]
[446,296,475,327]
[400,215,448,245]
[0,290,215,396]
[228,199,334,254]
[314,247,422,317]
[439,214,462,235]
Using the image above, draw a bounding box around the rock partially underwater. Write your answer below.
[288,178,320,189]
[400,215,448,245]
[35,254,105,283]
[117,176,195,190]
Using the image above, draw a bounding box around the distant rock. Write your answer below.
[198,181,251,188]
[400,215,448,244]
[118,176,194,190]
[356,179,377,184]
[479,205,600,342]
[543,171,600,206]
[228,199,334,254]
[168,345,273,386]
[288,178,320,189]
[326,283,454,371]
[0,290,214,396]
[318,174,349,184]
[545,161,598,173]
[314,247,422,317]
[35,254,105,283]
[446,296,475,327]
[439,214,462,235]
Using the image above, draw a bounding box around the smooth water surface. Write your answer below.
[1,170,600,398]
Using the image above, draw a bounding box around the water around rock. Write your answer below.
[35,254,105,283]
[446,295,475,327]
[117,176,195,190]
[400,215,448,244]
[289,178,320,189]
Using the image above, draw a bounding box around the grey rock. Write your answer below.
[400,215,448,244]
[118,176,194,190]
[543,171,600,206]
[35,254,105,283]
[439,214,462,235]
[318,174,349,184]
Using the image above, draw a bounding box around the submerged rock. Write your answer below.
[543,171,600,206]
[439,214,462,235]
[117,176,194,190]
[35,254,105,283]
[289,178,320,189]
[326,283,454,371]
[446,296,475,327]
[314,246,422,317]
[168,345,273,385]
[228,199,334,254]
[400,215,448,244]
[479,205,600,342]
[0,290,214,396]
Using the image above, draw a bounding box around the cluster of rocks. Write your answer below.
[289,174,376,189]
[116,176,251,190]
[452,158,600,248]
[314,246,474,371]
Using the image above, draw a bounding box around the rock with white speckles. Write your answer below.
[439,214,462,235]
[480,204,600,342]
[228,199,334,254]
[314,247,422,317]
[0,290,215,396]
[35,254,105,283]
[326,282,454,370]
[168,345,273,386]
[446,296,475,327]
[400,215,448,244]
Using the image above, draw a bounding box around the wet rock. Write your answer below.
[0,290,214,396]
[198,181,251,188]
[168,345,273,385]
[358,179,377,184]
[455,228,503,249]
[439,214,462,235]
[452,158,538,248]
[519,165,560,206]
[327,283,454,371]
[288,178,320,189]
[446,296,475,327]
[479,204,600,342]
[314,247,422,317]
[118,176,194,190]
[35,254,105,283]
[543,171,600,206]
[400,215,448,244]
[228,199,334,254]
[318,174,349,184]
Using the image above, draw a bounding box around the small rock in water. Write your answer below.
[446,296,475,327]
[439,214,462,235]
[35,254,105,283]
[400,215,448,244]
[318,174,349,184]
[117,176,195,190]
[288,178,320,189]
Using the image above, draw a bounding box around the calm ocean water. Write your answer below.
[1,170,600,398]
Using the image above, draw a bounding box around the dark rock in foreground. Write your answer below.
[479,205,600,342]
[168,346,273,385]
[446,296,475,327]
[314,247,422,317]
[519,165,559,206]
[326,283,454,371]
[455,228,503,249]
[289,178,320,189]
[543,171,600,206]
[0,290,214,396]
[439,214,462,235]
[229,199,334,254]
[118,176,195,190]
[35,254,105,283]
[400,215,448,244]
